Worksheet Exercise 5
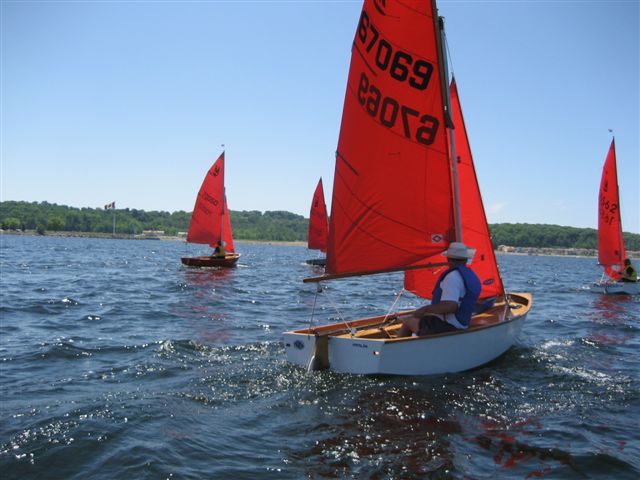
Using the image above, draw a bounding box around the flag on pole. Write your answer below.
[104,201,116,210]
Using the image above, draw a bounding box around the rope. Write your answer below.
[307,281,350,331]
[306,285,407,338]
[307,283,322,334]
[383,288,406,322]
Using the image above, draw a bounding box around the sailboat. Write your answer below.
[592,140,638,294]
[284,0,532,375]
[305,178,329,267]
[181,152,241,268]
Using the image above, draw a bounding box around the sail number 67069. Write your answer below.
[357,10,433,91]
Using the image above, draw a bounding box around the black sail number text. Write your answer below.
[600,195,618,226]
[357,72,439,145]
[357,10,433,91]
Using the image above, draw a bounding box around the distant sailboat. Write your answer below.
[592,140,638,294]
[306,178,329,267]
[181,152,240,268]
[284,0,532,375]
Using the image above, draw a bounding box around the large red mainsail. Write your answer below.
[598,140,626,278]
[186,153,233,249]
[326,0,453,275]
[404,79,504,300]
[308,178,329,252]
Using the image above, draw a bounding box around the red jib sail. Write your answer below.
[598,140,626,278]
[308,178,329,252]
[326,0,454,275]
[186,153,232,249]
[404,79,504,300]
[222,195,235,253]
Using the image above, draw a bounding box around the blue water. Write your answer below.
[1,235,638,479]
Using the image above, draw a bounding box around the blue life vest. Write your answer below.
[432,266,482,328]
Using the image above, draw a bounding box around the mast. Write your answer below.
[611,138,626,260]
[220,151,226,246]
[434,3,463,243]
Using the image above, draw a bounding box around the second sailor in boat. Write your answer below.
[397,242,481,337]
[619,258,638,283]
[212,240,226,258]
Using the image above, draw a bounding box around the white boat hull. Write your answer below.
[591,281,640,295]
[284,293,532,376]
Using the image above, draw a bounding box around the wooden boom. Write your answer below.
[303,262,449,283]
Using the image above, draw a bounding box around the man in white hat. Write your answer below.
[398,242,482,337]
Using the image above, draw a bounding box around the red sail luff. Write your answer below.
[186,153,226,246]
[221,195,235,253]
[598,140,626,278]
[404,79,504,300]
[308,178,329,252]
[326,0,454,275]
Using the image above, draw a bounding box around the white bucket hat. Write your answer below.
[442,242,475,260]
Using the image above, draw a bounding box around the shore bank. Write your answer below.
[2,230,637,258]
[0,230,307,247]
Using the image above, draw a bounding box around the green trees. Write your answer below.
[1,201,639,249]
[489,223,639,250]
[0,201,310,241]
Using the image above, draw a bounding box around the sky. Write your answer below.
[1,0,638,233]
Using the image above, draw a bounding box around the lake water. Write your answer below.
[1,235,638,479]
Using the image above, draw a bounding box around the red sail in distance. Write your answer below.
[186,153,226,246]
[308,178,329,252]
[404,79,504,300]
[326,0,454,275]
[598,140,626,278]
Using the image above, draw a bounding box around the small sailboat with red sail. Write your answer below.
[181,152,240,268]
[305,178,329,267]
[592,140,638,294]
[284,0,532,375]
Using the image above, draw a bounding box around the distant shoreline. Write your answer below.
[3,229,638,259]
[0,230,308,247]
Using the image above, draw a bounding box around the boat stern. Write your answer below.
[283,331,323,370]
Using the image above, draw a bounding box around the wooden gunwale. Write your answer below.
[288,293,532,342]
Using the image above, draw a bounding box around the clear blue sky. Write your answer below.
[2,0,638,233]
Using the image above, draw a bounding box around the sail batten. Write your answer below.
[327,0,454,276]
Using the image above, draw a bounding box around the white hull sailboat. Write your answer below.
[285,294,531,375]
[591,282,639,295]
[592,139,638,294]
[284,0,532,375]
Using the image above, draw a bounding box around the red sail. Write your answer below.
[598,140,626,278]
[404,79,504,299]
[221,195,235,253]
[308,178,329,252]
[186,153,226,246]
[326,0,453,275]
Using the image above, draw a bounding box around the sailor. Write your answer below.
[212,240,226,258]
[619,258,638,283]
[397,242,481,337]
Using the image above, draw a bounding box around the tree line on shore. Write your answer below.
[1,200,638,250]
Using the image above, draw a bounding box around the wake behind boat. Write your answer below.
[284,0,532,375]
[181,152,240,268]
[592,140,638,294]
